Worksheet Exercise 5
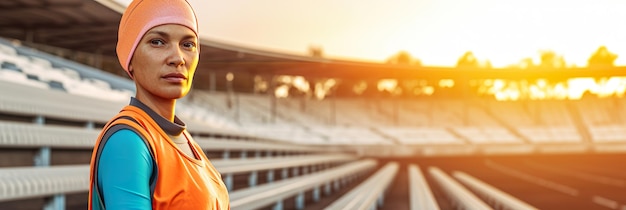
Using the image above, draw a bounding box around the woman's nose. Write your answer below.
[167,46,186,66]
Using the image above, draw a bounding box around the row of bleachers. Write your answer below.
[532,100,576,126]
[188,90,234,119]
[189,90,606,145]
[0,79,247,138]
[0,121,98,150]
[588,125,626,143]
[0,65,51,90]
[176,102,241,130]
[312,126,393,145]
[336,99,396,127]
[397,100,500,127]
[377,127,464,145]
[487,101,537,126]
[241,124,327,144]
[198,88,626,145]
[574,97,626,126]
[239,124,396,146]
[0,79,124,123]
[190,89,621,146]
[0,40,132,102]
[191,89,626,144]
[517,126,583,143]
[188,89,626,144]
[325,162,398,210]
[485,100,577,127]
[453,126,523,144]
[190,91,510,128]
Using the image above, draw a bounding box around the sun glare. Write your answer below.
[478,77,626,101]
[194,0,626,101]
[373,0,626,67]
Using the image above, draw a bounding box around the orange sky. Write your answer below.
[117,0,626,68]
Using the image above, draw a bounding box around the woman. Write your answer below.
[88,0,230,209]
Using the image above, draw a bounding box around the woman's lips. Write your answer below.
[162,73,187,83]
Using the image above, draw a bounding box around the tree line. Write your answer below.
[385,46,618,68]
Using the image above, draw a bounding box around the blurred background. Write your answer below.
[1,0,626,209]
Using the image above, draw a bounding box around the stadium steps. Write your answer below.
[229,159,378,210]
[471,100,532,144]
[444,127,472,144]
[325,161,398,210]
[369,127,402,145]
[565,101,594,144]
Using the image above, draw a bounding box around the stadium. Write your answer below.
[2,0,626,209]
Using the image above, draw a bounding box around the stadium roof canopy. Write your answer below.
[1,0,626,85]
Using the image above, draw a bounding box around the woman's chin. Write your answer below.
[157,89,188,100]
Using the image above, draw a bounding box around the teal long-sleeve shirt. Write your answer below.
[95,129,154,210]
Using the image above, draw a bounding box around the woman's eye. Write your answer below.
[183,42,196,49]
[150,39,165,46]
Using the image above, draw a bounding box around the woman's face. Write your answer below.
[130,24,199,101]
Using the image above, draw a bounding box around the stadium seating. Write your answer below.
[0,165,89,202]
[214,154,358,191]
[517,126,583,143]
[310,126,393,145]
[236,124,326,144]
[408,164,440,210]
[229,159,377,210]
[452,126,523,144]
[0,121,98,154]
[0,155,361,205]
[452,171,538,210]
[427,167,492,209]
[188,88,626,148]
[588,125,626,143]
[325,162,398,210]
[378,127,463,145]
[574,98,625,125]
[0,79,123,123]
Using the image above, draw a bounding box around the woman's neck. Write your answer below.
[135,94,176,122]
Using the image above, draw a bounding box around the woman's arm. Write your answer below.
[97,129,154,209]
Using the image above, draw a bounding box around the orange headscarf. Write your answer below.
[116,0,198,77]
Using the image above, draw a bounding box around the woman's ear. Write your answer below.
[128,65,135,80]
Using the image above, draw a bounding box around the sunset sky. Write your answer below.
[116,0,626,68]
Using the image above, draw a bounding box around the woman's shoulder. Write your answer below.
[102,128,149,154]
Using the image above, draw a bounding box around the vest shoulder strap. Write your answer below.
[90,106,159,209]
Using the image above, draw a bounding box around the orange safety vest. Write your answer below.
[89,105,230,210]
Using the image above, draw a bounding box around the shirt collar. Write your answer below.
[130,97,186,136]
